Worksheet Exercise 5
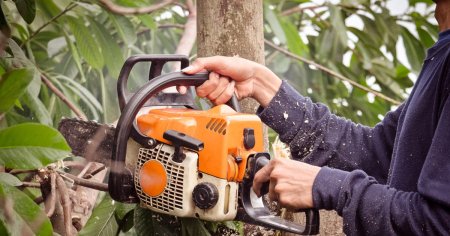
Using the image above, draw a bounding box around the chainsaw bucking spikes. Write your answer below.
[109,54,320,235]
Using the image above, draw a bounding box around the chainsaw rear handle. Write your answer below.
[241,153,320,235]
[117,54,190,111]
[110,71,239,203]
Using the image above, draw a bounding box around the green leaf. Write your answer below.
[14,0,36,24]
[280,19,308,57]
[0,68,33,113]
[401,27,426,73]
[0,181,52,236]
[89,18,124,78]
[0,173,22,186]
[0,123,70,169]
[22,92,53,126]
[134,207,180,236]
[66,16,104,69]
[108,14,137,46]
[180,218,211,236]
[79,195,119,236]
[264,4,286,44]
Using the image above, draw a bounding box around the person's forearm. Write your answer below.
[313,167,450,235]
[251,64,282,107]
[257,81,401,180]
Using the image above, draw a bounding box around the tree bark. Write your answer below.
[197,0,264,115]
[197,1,344,236]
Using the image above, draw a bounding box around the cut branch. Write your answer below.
[56,174,74,236]
[46,173,57,217]
[57,171,108,192]
[99,0,175,15]
[41,74,88,120]
[264,39,402,105]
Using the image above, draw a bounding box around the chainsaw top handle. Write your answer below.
[110,71,239,203]
[117,54,189,111]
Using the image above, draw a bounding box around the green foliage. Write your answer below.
[0,68,33,113]
[264,1,437,126]
[0,179,53,236]
[0,123,71,169]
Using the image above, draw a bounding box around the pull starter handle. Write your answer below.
[240,153,320,235]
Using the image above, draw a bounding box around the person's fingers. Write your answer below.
[177,85,188,94]
[207,76,230,101]
[253,162,273,196]
[213,80,235,105]
[181,56,226,75]
[196,72,220,97]
[268,178,278,202]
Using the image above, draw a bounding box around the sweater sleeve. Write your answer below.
[258,80,402,182]
[312,86,450,235]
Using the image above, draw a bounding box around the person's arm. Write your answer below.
[258,80,403,182]
[256,93,450,235]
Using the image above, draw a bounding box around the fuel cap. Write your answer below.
[192,182,219,209]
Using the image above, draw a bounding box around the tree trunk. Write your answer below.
[197,0,264,114]
[197,1,343,235]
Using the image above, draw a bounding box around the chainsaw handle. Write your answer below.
[110,72,239,203]
[117,54,190,111]
[240,153,320,235]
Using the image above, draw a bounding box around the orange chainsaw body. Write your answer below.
[136,104,264,182]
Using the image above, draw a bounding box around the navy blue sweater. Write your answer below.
[258,30,450,235]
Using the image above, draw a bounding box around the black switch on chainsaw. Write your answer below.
[243,128,256,150]
[163,129,204,163]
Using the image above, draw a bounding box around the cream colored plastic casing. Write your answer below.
[134,143,238,221]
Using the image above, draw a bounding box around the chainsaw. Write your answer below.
[59,54,319,235]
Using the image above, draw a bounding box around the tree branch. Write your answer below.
[21,182,41,188]
[20,3,77,47]
[40,74,88,120]
[281,4,326,16]
[56,174,74,236]
[264,39,402,105]
[172,0,196,71]
[99,0,175,15]
[57,171,108,192]
[46,173,57,217]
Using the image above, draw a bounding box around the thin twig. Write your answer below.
[99,0,175,15]
[56,174,73,236]
[34,196,44,204]
[20,3,77,47]
[21,182,41,188]
[57,171,108,192]
[9,169,37,175]
[46,172,57,217]
[83,165,106,179]
[76,162,93,179]
[158,23,185,29]
[264,39,402,105]
[281,4,326,16]
[40,74,88,120]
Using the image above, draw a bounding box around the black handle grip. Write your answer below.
[117,54,190,111]
[240,153,320,235]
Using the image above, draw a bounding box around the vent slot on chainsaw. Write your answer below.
[206,118,227,135]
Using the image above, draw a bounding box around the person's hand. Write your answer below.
[180,56,282,107]
[253,158,321,209]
